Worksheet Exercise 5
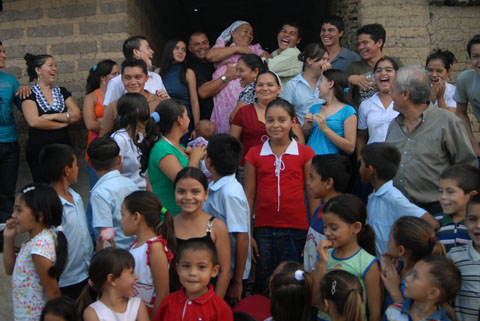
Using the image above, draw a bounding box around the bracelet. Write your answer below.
[65,111,71,123]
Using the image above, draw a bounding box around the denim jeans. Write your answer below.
[0,142,19,223]
[253,227,307,295]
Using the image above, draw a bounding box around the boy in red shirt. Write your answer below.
[154,238,233,321]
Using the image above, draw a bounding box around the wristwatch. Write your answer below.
[221,75,228,84]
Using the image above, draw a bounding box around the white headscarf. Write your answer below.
[217,20,250,43]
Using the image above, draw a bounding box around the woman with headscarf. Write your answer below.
[207,21,270,134]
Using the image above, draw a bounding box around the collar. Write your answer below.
[373,180,393,196]
[58,188,80,207]
[177,284,215,304]
[91,170,122,191]
[395,103,434,127]
[400,298,446,321]
[331,47,350,62]
[467,242,480,261]
[260,139,299,156]
[208,174,237,191]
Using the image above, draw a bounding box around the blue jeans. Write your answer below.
[253,227,307,295]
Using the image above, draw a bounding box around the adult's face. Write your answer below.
[189,34,210,60]
[470,43,480,77]
[277,24,301,53]
[374,60,396,94]
[173,41,187,63]
[320,23,343,48]
[122,66,148,93]
[357,33,382,61]
[134,39,154,69]
[232,24,253,47]
[390,78,405,113]
[0,46,6,68]
[36,57,57,84]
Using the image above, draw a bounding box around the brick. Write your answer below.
[101,39,122,52]
[52,42,97,55]
[7,45,48,59]
[78,59,100,72]
[48,3,97,18]
[57,61,74,74]
[79,21,127,35]
[0,28,23,40]
[0,9,43,23]
[101,2,128,14]
[27,25,74,38]
[3,67,22,78]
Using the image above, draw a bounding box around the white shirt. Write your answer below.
[358,93,399,144]
[103,71,165,106]
[434,82,456,109]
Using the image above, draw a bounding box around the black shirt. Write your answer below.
[188,55,215,120]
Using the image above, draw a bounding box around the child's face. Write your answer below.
[11,194,38,234]
[66,154,79,184]
[470,43,480,76]
[113,267,137,297]
[43,313,67,321]
[386,229,401,258]
[404,261,436,301]
[439,178,472,216]
[176,249,219,299]
[309,169,330,199]
[466,203,480,252]
[358,156,371,183]
[322,212,360,249]
[120,203,136,237]
[175,177,208,214]
[265,106,293,141]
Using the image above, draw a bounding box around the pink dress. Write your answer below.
[211,40,264,134]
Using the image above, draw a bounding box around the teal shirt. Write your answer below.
[0,71,20,142]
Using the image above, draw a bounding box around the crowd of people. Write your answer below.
[1,15,480,321]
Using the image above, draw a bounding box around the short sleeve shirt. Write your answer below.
[0,71,20,142]
[357,93,398,144]
[434,214,470,253]
[454,70,480,123]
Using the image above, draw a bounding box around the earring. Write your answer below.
[309,62,312,66]
[102,81,106,85]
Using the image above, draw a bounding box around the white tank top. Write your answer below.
[89,297,141,321]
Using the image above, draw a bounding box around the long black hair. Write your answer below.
[323,69,356,109]
[110,93,150,141]
[24,53,54,82]
[160,39,188,85]
[85,59,118,93]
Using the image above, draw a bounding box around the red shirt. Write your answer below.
[154,285,233,321]
[245,140,315,230]
[232,104,269,166]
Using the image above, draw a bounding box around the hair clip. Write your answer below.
[331,280,337,295]
[151,112,161,124]
[56,225,63,233]
[160,207,167,216]
[22,186,35,194]
[92,64,98,71]
[343,87,349,93]
[294,270,304,281]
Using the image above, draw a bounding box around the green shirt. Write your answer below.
[148,139,188,215]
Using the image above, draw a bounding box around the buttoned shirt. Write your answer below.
[330,47,360,73]
[358,93,399,144]
[267,47,303,87]
[385,298,451,321]
[386,103,476,205]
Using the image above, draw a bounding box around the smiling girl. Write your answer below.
[425,49,456,113]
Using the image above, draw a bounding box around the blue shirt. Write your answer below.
[306,104,356,155]
[58,188,94,287]
[281,72,325,126]
[0,71,20,142]
[90,170,138,249]
[385,298,451,321]
[203,174,251,280]
[330,47,361,73]
[367,180,426,256]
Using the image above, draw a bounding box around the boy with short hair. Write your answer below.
[203,134,250,306]
[39,144,94,299]
[87,137,138,250]
[154,238,233,321]
[303,154,352,272]
[359,142,439,256]
[435,164,480,252]
[447,194,480,321]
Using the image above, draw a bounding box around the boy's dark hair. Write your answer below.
[121,58,148,76]
[41,297,76,321]
[39,144,75,183]
[279,21,302,39]
[467,34,480,57]
[421,255,462,304]
[123,35,147,60]
[440,164,480,194]
[87,137,120,171]
[466,193,480,216]
[178,237,219,265]
[361,142,401,181]
[321,15,345,33]
[311,154,351,193]
[207,134,243,176]
[357,23,386,50]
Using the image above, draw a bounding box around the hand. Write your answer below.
[156,89,170,101]
[380,254,401,295]
[313,113,327,131]
[3,219,17,240]
[236,46,253,55]
[227,280,243,306]
[316,240,332,264]
[261,52,273,59]
[41,114,57,121]
[349,75,374,91]
[16,85,32,99]
[225,64,237,82]
[430,78,446,102]
[251,236,259,264]
[321,62,331,72]
[189,145,207,163]
[304,112,314,129]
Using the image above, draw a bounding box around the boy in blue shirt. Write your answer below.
[39,144,94,299]
[436,164,480,253]
[87,137,138,250]
[359,142,439,256]
[203,134,249,306]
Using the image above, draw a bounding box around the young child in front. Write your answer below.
[385,255,461,321]
[153,237,233,321]
[359,142,439,256]
[3,183,68,321]
[436,164,480,252]
[203,133,250,306]
[303,153,352,272]
[39,144,94,299]
[78,247,149,321]
[447,194,480,321]
[120,191,176,317]
[315,194,381,321]
[87,137,139,250]
[41,297,77,321]
[245,97,315,294]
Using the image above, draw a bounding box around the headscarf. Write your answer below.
[216,20,250,43]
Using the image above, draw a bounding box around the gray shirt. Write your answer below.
[331,47,360,73]
[386,103,476,204]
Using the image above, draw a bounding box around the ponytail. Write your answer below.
[49,230,68,280]
[344,288,364,321]
[323,69,356,109]
[357,224,376,257]
[76,282,100,320]
[430,237,446,256]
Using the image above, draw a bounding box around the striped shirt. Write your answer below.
[435,213,470,253]
[447,243,480,321]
